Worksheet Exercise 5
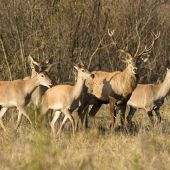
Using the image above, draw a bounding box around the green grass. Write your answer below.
[0,99,170,170]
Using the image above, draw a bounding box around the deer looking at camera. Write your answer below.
[76,30,160,130]
[126,68,170,126]
[41,64,94,136]
[0,72,52,131]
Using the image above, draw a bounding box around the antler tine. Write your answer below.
[108,29,115,37]
[137,31,160,57]
[117,49,133,59]
[108,28,133,59]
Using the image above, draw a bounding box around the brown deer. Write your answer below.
[0,72,52,131]
[126,68,170,126]
[24,55,53,106]
[41,64,94,136]
[23,55,53,125]
[76,30,160,130]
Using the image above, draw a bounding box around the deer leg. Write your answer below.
[15,112,23,130]
[56,116,68,136]
[147,111,154,125]
[89,102,102,128]
[109,96,117,130]
[17,107,33,128]
[126,106,136,126]
[154,108,161,124]
[50,111,61,135]
[0,107,8,132]
[76,101,89,130]
[119,104,126,126]
[119,103,128,133]
[61,109,75,136]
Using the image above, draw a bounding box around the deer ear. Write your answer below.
[74,66,78,70]
[167,68,169,71]
[143,58,148,62]
[45,58,53,64]
[79,60,84,67]
[28,55,39,66]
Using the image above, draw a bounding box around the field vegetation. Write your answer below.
[0,0,170,170]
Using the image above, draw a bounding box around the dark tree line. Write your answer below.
[0,0,169,83]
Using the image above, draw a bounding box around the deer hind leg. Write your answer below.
[154,108,161,124]
[76,101,89,131]
[0,107,8,132]
[17,107,33,128]
[61,109,75,136]
[126,106,136,126]
[56,115,68,136]
[88,102,102,128]
[147,111,154,125]
[50,110,61,135]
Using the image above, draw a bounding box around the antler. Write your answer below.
[135,31,160,58]
[108,29,133,59]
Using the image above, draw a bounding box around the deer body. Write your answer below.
[0,73,52,131]
[77,61,138,129]
[23,56,53,107]
[77,30,160,130]
[42,65,93,136]
[127,69,170,124]
[88,68,137,101]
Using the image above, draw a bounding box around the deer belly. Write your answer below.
[48,103,63,110]
[0,100,16,108]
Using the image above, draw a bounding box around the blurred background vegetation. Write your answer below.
[0,0,169,83]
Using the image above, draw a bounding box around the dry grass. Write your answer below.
[0,99,170,170]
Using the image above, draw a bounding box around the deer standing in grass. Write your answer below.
[0,71,52,131]
[126,68,170,126]
[24,55,53,106]
[23,55,53,125]
[76,30,160,130]
[41,64,94,136]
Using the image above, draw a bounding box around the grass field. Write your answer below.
[0,99,170,170]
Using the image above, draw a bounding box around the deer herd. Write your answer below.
[0,30,169,137]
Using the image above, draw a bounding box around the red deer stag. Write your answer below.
[76,30,160,130]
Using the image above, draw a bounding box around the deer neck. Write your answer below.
[72,77,85,100]
[23,76,40,95]
[156,75,170,100]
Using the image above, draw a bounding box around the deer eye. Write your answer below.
[41,75,44,77]
[82,69,85,72]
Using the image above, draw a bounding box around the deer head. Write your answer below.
[74,62,94,80]
[108,29,160,75]
[28,55,53,75]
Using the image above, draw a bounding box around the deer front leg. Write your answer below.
[0,107,8,132]
[118,103,128,133]
[109,96,117,130]
[17,106,33,128]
